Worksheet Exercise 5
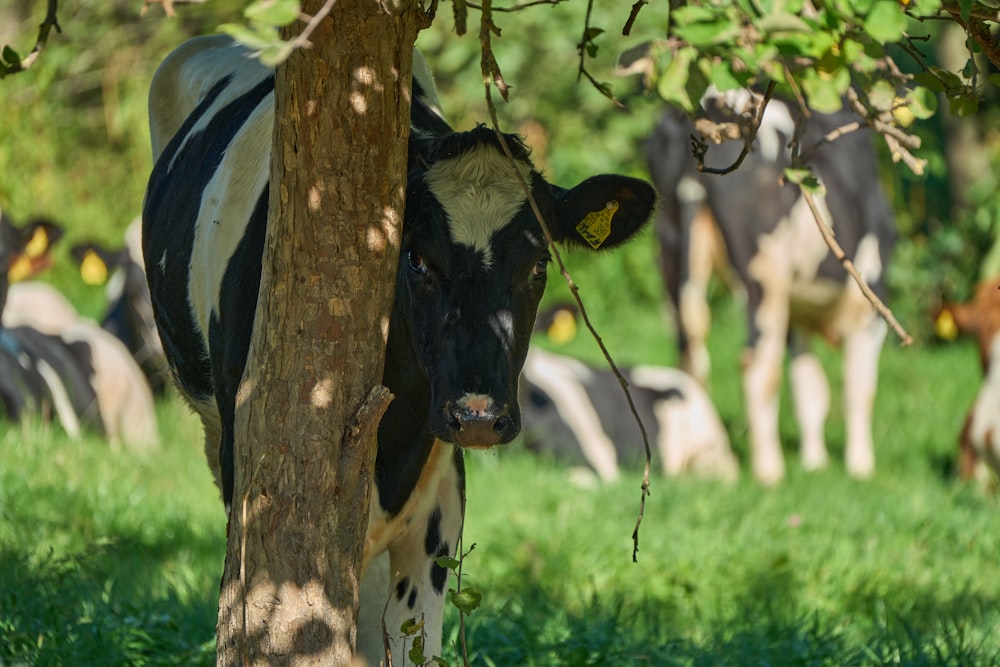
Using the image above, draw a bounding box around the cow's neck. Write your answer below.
[376,329,438,516]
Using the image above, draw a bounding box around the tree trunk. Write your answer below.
[216,1,423,663]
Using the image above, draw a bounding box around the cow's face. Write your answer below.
[0,213,63,316]
[393,127,656,448]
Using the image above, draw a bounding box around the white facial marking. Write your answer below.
[424,144,532,267]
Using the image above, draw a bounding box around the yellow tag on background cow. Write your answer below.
[934,309,958,340]
[575,200,619,249]
[25,227,49,259]
[8,256,31,283]
[80,250,109,285]
[546,308,578,345]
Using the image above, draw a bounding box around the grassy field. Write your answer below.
[2,295,998,666]
[2,4,998,664]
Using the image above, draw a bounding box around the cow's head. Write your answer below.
[0,211,64,315]
[391,125,655,448]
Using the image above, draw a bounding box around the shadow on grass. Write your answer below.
[0,496,222,666]
[452,556,1000,667]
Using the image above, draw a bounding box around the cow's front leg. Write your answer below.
[744,238,791,485]
[789,333,830,471]
[383,455,465,666]
[843,316,886,478]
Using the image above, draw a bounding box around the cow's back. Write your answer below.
[148,35,271,162]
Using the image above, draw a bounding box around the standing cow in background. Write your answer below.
[141,35,654,665]
[647,94,895,485]
[935,278,1000,482]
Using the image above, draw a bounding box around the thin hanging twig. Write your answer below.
[481,65,653,564]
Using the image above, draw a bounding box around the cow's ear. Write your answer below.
[7,217,64,283]
[71,243,118,286]
[19,217,64,259]
[550,175,656,251]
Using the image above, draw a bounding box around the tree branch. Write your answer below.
[694,81,778,175]
[0,0,60,78]
[481,78,652,563]
[801,190,913,346]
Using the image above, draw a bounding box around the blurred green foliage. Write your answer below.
[1,0,999,345]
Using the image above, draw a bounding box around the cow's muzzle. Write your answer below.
[444,394,519,447]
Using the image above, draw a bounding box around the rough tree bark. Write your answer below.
[216,1,424,663]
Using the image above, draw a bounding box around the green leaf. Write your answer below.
[800,66,849,113]
[785,168,826,194]
[863,3,906,43]
[906,86,937,120]
[434,555,461,571]
[675,22,740,48]
[584,27,605,41]
[757,12,811,34]
[400,618,424,635]
[1,45,20,67]
[948,93,979,117]
[217,23,277,51]
[258,40,297,67]
[244,0,301,27]
[867,79,896,112]
[657,47,696,112]
[913,72,944,93]
[408,636,425,665]
[784,167,812,185]
[710,61,744,91]
[672,5,720,23]
[449,587,482,615]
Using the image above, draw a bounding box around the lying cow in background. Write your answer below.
[520,306,737,483]
[934,277,1000,482]
[647,94,895,485]
[4,281,160,453]
[0,212,103,438]
[71,220,170,395]
[142,35,654,665]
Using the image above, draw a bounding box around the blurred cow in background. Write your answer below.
[520,306,738,484]
[647,94,895,485]
[934,277,1000,483]
[71,220,170,395]
[0,210,159,452]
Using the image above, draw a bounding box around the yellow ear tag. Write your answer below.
[24,227,50,259]
[934,309,958,340]
[575,200,619,249]
[546,308,578,345]
[8,256,31,283]
[80,250,109,285]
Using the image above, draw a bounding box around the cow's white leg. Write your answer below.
[377,457,464,667]
[677,206,717,386]
[789,334,830,471]
[745,237,791,485]
[843,316,886,478]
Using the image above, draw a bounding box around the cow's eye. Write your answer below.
[531,256,549,278]
[407,250,427,275]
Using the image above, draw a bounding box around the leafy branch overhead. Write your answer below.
[627,1,1000,172]
[0,0,60,79]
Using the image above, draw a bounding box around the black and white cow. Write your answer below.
[647,94,895,485]
[70,220,170,395]
[141,35,654,664]
[520,305,737,483]
[0,212,104,438]
[521,347,738,484]
[4,281,161,452]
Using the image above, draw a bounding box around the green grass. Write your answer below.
[2,299,998,666]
